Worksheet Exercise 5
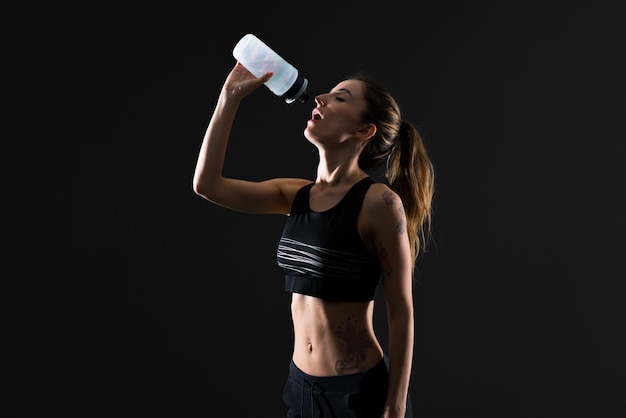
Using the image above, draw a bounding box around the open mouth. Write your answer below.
[312,109,322,120]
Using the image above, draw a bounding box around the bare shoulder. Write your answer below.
[361,182,407,235]
[363,182,404,216]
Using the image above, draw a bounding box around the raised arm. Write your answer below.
[192,62,310,215]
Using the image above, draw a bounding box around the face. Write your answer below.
[304,79,370,146]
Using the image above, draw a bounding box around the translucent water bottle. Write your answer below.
[232,33,309,104]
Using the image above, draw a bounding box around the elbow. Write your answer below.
[192,171,226,205]
[192,174,214,200]
[387,302,414,324]
[192,177,203,196]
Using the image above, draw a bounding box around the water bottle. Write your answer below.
[232,33,309,104]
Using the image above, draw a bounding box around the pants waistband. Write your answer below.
[288,356,387,393]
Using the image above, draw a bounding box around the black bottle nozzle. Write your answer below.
[282,74,309,104]
[298,92,309,103]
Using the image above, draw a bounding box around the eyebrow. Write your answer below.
[333,88,353,97]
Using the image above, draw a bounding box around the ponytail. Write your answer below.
[386,121,434,263]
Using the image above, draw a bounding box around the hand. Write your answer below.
[221,62,273,102]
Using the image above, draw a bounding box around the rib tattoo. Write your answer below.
[334,317,374,375]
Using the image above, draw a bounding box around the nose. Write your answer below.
[315,95,326,106]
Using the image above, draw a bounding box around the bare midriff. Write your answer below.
[291,293,384,377]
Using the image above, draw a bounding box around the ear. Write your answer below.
[356,123,377,142]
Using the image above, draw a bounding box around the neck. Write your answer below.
[316,150,366,186]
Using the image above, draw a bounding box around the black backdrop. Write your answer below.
[3,1,625,417]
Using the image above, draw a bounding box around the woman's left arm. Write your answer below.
[365,184,414,418]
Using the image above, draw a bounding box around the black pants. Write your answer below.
[282,356,413,418]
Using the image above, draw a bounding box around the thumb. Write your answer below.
[260,71,274,82]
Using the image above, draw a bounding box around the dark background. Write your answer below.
[3,1,625,417]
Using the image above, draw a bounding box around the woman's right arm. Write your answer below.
[192,62,310,215]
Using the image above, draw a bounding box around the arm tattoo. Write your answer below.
[381,191,407,235]
[397,217,406,234]
[334,316,374,375]
[381,191,395,206]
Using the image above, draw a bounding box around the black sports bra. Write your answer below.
[276,177,381,302]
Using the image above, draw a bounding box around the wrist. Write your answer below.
[382,403,406,418]
[217,89,243,110]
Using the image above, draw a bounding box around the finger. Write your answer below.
[261,71,274,82]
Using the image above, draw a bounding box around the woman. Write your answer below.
[193,62,434,418]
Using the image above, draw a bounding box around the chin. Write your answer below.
[303,127,316,142]
[303,133,322,148]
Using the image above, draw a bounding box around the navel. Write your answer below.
[307,341,313,352]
